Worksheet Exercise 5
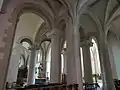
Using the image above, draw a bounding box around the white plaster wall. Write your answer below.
[6,47,20,83]
[112,41,120,79]
[13,13,43,47]
[80,15,97,35]
[108,44,118,79]
[6,44,30,83]
[111,39,120,79]
[107,34,118,79]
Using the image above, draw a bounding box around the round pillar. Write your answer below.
[47,29,63,83]
[81,39,93,84]
[27,45,38,85]
[98,38,116,90]
[65,18,83,90]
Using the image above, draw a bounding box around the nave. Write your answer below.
[1,0,120,90]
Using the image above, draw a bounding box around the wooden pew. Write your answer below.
[114,79,120,90]
[16,83,78,90]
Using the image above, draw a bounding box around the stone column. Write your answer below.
[108,43,118,79]
[0,14,19,90]
[98,37,116,90]
[66,18,83,89]
[47,29,62,83]
[27,45,37,85]
[81,39,93,84]
[107,35,118,79]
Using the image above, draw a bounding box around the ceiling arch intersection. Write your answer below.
[104,0,120,36]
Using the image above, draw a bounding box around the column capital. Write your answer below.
[61,48,67,55]
[29,44,39,51]
[47,28,64,39]
[80,39,93,47]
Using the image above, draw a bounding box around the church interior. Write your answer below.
[1,0,120,90]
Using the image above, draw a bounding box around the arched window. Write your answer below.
[46,48,51,80]
[80,47,84,80]
[20,38,32,50]
[36,50,42,63]
[90,38,102,84]
[18,39,31,68]
[18,56,25,68]
[21,41,30,49]
[61,41,67,74]
[35,50,43,79]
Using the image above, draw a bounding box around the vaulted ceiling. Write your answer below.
[1,0,120,41]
